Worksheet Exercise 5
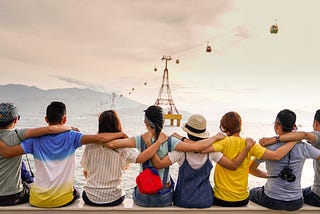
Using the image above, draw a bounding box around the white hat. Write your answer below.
[182,114,210,139]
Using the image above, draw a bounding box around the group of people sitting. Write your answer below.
[0,101,320,211]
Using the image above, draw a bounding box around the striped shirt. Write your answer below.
[81,144,139,203]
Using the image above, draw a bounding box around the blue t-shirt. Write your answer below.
[20,131,83,207]
[134,135,180,182]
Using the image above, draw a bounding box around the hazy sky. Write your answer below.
[0,0,319,120]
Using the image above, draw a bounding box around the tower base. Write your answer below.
[164,114,182,126]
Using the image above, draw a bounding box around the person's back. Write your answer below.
[20,101,83,207]
[81,110,139,206]
[262,141,315,201]
[0,129,27,202]
[213,136,264,203]
[21,131,82,207]
[249,109,320,211]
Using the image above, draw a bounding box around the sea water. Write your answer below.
[16,112,314,198]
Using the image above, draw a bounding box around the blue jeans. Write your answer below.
[250,186,303,211]
[133,186,174,207]
[303,186,320,207]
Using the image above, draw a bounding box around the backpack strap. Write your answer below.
[140,135,149,170]
[14,130,34,178]
[162,136,171,187]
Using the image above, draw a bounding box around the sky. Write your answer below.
[0,0,319,122]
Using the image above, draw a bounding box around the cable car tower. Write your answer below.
[154,55,182,126]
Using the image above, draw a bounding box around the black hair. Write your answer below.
[46,101,66,124]
[187,133,205,141]
[98,110,122,133]
[276,109,296,132]
[314,110,320,123]
[0,120,14,128]
[144,105,164,141]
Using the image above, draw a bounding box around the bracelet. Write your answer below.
[275,135,280,142]
[181,137,186,142]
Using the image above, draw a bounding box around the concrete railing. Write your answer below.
[1,199,320,214]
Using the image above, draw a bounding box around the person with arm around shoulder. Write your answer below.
[249,109,320,211]
[0,101,126,208]
[151,114,255,208]
[81,110,167,206]
[258,109,320,207]
[104,105,178,207]
[201,111,299,207]
[0,102,72,206]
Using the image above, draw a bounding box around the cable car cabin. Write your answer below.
[154,67,157,72]
[206,45,212,53]
[176,58,179,64]
[270,24,279,34]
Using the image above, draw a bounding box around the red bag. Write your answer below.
[136,167,163,194]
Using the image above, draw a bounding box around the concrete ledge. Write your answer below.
[1,199,320,214]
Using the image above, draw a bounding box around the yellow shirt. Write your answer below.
[212,136,266,202]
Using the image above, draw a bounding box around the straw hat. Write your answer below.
[182,114,210,139]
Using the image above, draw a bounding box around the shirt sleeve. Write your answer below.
[20,138,34,154]
[210,151,223,163]
[70,130,83,149]
[212,138,227,152]
[16,129,27,141]
[312,131,320,148]
[168,151,184,165]
[118,148,139,163]
[170,137,181,151]
[304,142,320,159]
[251,144,267,159]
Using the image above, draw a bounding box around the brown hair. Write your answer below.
[219,111,242,136]
[98,110,122,133]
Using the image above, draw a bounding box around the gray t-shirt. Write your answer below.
[255,141,320,201]
[0,129,26,196]
[311,131,320,196]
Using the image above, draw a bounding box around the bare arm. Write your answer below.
[81,132,128,145]
[259,131,316,146]
[24,125,73,138]
[104,137,136,149]
[175,132,225,152]
[217,137,255,170]
[151,153,172,169]
[135,133,168,163]
[249,158,268,178]
[261,141,298,160]
[0,140,25,158]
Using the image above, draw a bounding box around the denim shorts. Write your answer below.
[132,186,174,207]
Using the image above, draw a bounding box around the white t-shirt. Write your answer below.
[168,151,223,170]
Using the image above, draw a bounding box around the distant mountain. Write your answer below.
[0,84,141,116]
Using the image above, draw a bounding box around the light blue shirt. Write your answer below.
[134,135,180,182]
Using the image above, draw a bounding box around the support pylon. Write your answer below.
[154,55,182,126]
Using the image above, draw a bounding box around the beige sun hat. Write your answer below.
[182,114,210,139]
